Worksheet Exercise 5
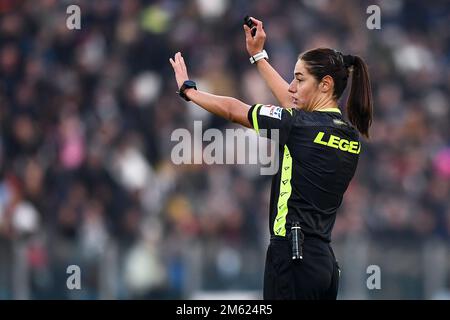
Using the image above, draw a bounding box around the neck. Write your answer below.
[308,95,338,111]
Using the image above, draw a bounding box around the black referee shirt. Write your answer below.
[247,104,360,242]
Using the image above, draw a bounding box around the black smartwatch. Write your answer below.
[177,80,197,101]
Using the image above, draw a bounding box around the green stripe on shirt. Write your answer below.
[273,145,293,236]
[252,104,262,133]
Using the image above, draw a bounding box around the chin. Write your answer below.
[296,102,306,109]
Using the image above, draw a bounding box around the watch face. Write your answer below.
[184,80,196,88]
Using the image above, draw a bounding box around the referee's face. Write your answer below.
[289,59,322,111]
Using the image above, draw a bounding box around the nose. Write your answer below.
[288,79,296,93]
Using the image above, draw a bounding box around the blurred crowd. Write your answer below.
[0,0,449,299]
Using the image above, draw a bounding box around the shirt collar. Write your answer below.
[315,108,342,114]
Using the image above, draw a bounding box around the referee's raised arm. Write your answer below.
[244,17,292,108]
[169,52,252,128]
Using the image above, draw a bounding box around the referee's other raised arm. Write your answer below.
[244,17,291,108]
[169,52,252,128]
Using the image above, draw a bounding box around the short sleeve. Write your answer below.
[247,104,295,145]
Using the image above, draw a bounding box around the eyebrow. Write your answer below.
[294,72,303,76]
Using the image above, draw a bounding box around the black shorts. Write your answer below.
[263,236,340,300]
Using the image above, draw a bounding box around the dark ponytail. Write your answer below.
[300,48,373,139]
[346,55,373,138]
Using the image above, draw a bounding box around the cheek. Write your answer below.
[297,82,315,103]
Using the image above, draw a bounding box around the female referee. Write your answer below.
[169,16,373,300]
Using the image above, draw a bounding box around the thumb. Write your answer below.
[243,24,251,40]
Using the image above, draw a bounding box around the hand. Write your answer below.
[243,17,267,56]
[169,52,189,89]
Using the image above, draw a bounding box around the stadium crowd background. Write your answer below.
[0,0,449,299]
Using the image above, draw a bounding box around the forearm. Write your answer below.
[185,89,252,128]
[256,59,291,108]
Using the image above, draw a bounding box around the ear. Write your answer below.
[320,75,334,93]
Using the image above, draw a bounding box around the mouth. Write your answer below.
[291,97,298,105]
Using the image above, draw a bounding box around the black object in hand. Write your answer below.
[244,15,257,37]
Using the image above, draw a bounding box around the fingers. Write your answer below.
[179,55,187,74]
[243,24,256,42]
[174,52,186,72]
[169,56,178,73]
[169,52,189,86]
[176,52,187,72]
[243,24,251,40]
[256,20,263,33]
[175,51,181,64]
[170,52,181,63]
[250,17,263,28]
[169,52,184,69]
[250,17,265,36]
